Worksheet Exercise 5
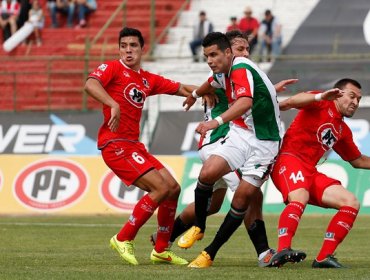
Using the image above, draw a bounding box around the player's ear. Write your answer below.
[225,47,232,56]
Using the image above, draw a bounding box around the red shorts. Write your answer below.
[101,141,164,186]
[271,153,340,207]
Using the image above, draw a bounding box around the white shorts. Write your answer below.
[199,138,240,192]
[211,125,279,187]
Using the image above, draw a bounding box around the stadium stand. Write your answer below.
[268,0,370,95]
[0,0,188,111]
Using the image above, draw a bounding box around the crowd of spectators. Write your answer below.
[1,0,97,46]
[191,6,282,63]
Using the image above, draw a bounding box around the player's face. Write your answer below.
[336,83,362,117]
[203,44,232,74]
[231,38,249,58]
[119,36,143,71]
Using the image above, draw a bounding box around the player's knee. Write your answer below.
[342,193,360,210]
[162,182,180,200]
[287,188,309,204]
[199,166,217,184]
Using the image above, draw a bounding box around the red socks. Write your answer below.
[277,201,305,252]
[117,194,158,241]
[155,200,178,253]
[316,206,358,261]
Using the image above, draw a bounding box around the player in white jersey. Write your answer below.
[178,31,289,268]
[150,31,296,267]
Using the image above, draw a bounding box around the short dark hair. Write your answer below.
[334,78,361,90]
[225,30,248,42]
[202,32,231,51]
[118,27,144,48]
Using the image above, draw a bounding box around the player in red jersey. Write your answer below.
[270,78,370,268]
[85,27,196,266]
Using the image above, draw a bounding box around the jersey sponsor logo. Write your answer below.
[98,64,108,71]
[122,71,130,77]
[279,165,286,174]
[92,71,102,77]
[317,123,338,150]
[236,87,246,95]
[123,83,146,108]
[99,170,146,212]
[14,159,88,211]
[142,77,150,88]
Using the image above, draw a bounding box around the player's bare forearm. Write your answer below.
[175,84,198,97]
[85,78,119,109]
[279,88,343,111]
[350,154,370,169]
[218,96,251,124]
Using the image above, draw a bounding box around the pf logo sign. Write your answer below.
[100,171,146,212]
[14,159,88,211]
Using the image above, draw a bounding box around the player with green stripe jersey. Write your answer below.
[181,31,284,268]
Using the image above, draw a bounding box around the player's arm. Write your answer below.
[349,154,370,169]
[196,96,251,138]
[84,78,120,132]
[279,88,343,111]
[182,80,214,111]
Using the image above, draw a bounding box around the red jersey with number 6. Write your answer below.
[88,60,180,149]
[280,96,361,166]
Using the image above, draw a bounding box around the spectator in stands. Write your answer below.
[238,6,259,53]
[258,9,282,62]
[47,0,75,28]
[226,16,238,32]
[27,0,43,46]
[17,0,31,29]
[189,10,213,62]
[0,0,20,41]
[75,0,96,28]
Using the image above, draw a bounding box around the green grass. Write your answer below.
[0,214,369,280]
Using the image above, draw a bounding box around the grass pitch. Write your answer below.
[0,214,369,280]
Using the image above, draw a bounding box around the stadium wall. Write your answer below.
[0,111,369,215]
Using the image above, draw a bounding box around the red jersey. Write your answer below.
[280,96,361,166]
[238,17,259,34]
[88,60,180,148]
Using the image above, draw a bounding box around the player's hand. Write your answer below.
[322,88,343,100]
[108,103,120,132]
[202,93,219,107]
[274,79,299,93]
[195,120,218,138]
[183,95,197,111]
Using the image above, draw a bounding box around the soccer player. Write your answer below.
[180,31,283,268]
[270,78,370,268]
[150,30,297,267]
[84,27,197,266]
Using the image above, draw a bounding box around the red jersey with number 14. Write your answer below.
[280,96,361,166]
[88,60,180,149]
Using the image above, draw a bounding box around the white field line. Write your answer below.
[0,221,368,230]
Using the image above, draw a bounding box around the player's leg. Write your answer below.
[106,142,184,265]
[178,155,231,249]
[188,178,259,268]
[171,187,227,242]
[244,189,275,267]
[270,154,309,267]
[311,176,359,268]
[149,167,188,265]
